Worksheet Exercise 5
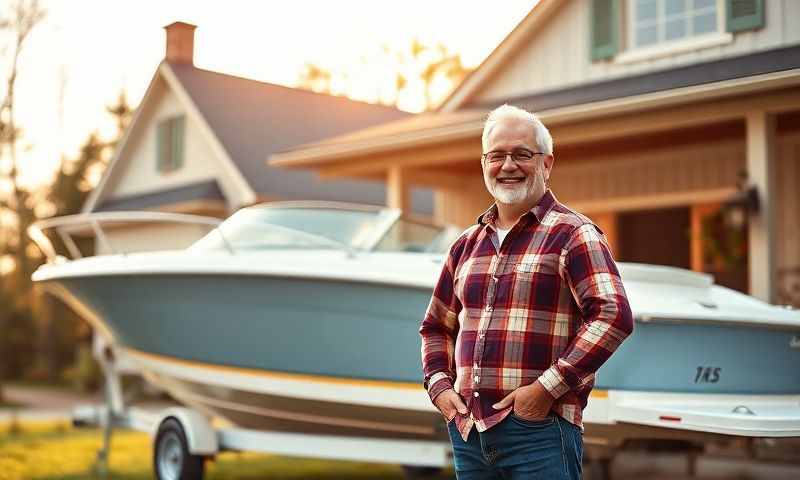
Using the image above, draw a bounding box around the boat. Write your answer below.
[28,202,800,446]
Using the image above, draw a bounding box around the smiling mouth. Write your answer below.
[496,177,526,185]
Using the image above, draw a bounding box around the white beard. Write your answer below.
[486,172,543,205]
[491,182,531,204]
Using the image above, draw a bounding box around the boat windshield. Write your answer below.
[189,205,456,253]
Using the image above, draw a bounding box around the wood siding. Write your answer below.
[552,137,745,212]
[776,130,800,306]
[477,0,800,104]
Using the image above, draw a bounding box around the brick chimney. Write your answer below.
[164,21,196,65]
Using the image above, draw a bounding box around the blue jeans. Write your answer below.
[447,413,583,479]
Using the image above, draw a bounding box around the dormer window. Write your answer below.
[156,115,185,173]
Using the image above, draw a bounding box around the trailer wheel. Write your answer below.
[154,418,205,480]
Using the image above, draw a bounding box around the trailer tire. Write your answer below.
[154,418,205,480]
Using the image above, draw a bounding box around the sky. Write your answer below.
[3,0,536,188]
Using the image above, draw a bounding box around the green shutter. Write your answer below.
[591,0,619,61]
[156,119,171,172]
[172,116,185,169]
[726,0,764,33]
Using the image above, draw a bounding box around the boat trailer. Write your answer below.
[74,338,452,480]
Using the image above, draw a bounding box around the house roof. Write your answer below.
[438,0,561,112]
[272,109,486,162]
[473,43,800,111]
[168,63,422,206]
[95,180,224,211]
[271,45,800,169]
[89,61,433,215]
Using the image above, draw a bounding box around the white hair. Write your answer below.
[481,104,553,155]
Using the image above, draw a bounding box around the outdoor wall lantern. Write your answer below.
[722,185,759,229]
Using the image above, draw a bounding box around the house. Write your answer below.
[270,0,800,305]
[82,22,432,253]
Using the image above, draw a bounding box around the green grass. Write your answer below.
[0,421,454,480]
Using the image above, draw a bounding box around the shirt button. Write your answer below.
[474,392,480,397]
[479,333,485,339]
[485,305,493,312]
[474,375,480,383]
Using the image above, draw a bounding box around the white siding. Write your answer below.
[97,223,212,255]
[478,0,800,104]
[102,77,222,201]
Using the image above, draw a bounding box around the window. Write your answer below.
[629,0,721,49]
[156,115,185,172]
[591,0,765,62]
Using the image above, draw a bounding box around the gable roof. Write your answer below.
[167,63,411,200]
[85,61,434,214]
[83,63,256,213]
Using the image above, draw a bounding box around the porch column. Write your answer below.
[690,204,719,273]
[387,166,410,213]
[746,111,777,302]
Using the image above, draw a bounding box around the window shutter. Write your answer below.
[726,0,764,33]
[172,116,186,169]
[591,0,619,61]
[156,119,171,172]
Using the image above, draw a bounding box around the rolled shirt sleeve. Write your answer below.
[538,224,634,399]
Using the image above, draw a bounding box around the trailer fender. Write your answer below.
[153,407,218,455]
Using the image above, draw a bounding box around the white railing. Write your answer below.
[28,211,230,263]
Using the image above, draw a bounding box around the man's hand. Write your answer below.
[433,388,468,421]
[492,381,554,420]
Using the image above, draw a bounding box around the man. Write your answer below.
[420,105,633,479]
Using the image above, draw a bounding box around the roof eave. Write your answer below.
[270,115,485,168]
[438,0,561,113]
[270,68,800,169]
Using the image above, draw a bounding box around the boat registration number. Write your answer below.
[694,366,721,383]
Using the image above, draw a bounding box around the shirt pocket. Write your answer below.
[512,253,559,277]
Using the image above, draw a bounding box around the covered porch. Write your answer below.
[271,75,800,305]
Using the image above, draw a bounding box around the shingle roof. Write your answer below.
[168,63,432,213]
[96,180,224,212]
[473,44,800,111]
[280,109,485,153]
[273,44,800,168]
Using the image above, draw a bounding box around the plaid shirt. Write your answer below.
[420,190,633,441]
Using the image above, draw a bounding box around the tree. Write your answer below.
[34,90,133,383]
[296,39,471,112]
[0,0,46,287]
[50,89,132,218]
[297,63,332,94]
[0,0,46,398]
[106,90,133,146]
[418,43,470,110]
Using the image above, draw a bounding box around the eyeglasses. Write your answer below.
[482,149,544,164]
